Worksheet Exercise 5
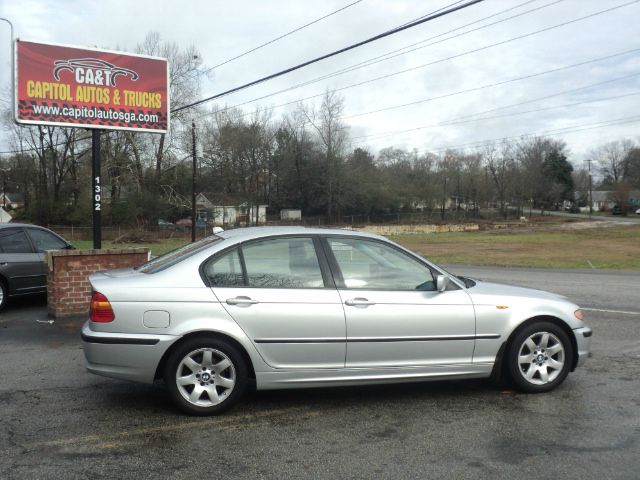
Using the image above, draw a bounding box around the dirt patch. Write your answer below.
[113,231,160,244]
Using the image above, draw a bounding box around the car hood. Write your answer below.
[466,280,568,302]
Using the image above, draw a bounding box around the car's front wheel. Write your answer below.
[164,336,248,415]
[507,321,574,393]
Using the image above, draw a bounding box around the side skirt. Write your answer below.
[255,363,494,391]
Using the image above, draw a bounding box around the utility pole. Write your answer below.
[2,171,6,209]
[1,18,15,214]
[587,158,593,220]
[191,120,197,243]
[0,18,14,116]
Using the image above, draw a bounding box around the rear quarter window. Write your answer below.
[137,236,223,273]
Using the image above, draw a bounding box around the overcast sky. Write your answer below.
[1,0,639,166]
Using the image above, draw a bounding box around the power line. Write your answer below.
[342,48,640,120]
[352,73,640,140]
[296,0,544,86]
[217,0,561,115]
[0,2,470,155]
[212,0,640,121]
[171,0,486,113]
[393,0,469,29]
[371,115,640,154]
[203,0,366,72]
[4,1,637,155]
[4,50,637,156]
[354,91,640,145]
[217,45,640,124]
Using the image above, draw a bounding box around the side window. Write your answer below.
[203,248,245,287]
[26,228,67,252]
[328,238,436,290]
[0,229,33,254]
[242,237,324,288]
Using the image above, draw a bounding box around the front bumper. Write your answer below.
[573,326,592,368]
[81,322,178,384]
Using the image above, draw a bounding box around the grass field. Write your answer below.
[390,225,640,270]
[73,224,640,270]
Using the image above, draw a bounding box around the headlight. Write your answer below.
[574,309,584,321]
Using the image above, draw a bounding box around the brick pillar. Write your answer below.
[47,248,150,318]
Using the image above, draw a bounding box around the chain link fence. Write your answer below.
[47,208,530,241]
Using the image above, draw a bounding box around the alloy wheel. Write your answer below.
[175,348,236,407]
[517,331,565,386]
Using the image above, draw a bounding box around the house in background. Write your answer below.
[0,192,23,210]
[0,207,12,223]
[577,190,640,212]
[195,192,267,226]
[577,191,614,212]
[627,190,640,209]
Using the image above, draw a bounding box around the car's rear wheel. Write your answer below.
[507,321,573,393]
[164,336,248,415]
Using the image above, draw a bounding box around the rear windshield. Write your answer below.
[136,235,223,274]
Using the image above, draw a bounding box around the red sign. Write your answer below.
[15,40,169,133]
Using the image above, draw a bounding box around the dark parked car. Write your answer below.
[157,219,176,231]
[0,224,73,311]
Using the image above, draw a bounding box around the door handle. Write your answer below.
[345,297,376,307]
[226,296,259,306]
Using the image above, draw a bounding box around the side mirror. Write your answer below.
[436,274,450,292]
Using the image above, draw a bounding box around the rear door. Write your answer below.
[206,236,346,369]
[0,227,45,294]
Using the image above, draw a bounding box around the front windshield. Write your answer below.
[137,235,223,273]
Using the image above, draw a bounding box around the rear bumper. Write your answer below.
[573,326,592,368]
[81,322,178,384]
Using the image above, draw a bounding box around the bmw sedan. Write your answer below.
[81,227,592,415]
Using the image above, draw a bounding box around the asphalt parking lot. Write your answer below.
[1,266,639,479]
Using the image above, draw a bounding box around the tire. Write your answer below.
[0,279,7,312]
[164,336,248,415]
[506,321,574,393]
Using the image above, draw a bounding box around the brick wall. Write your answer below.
[47,248,150,318]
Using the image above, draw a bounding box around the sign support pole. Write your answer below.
[191,120,197,243]
[92,129,102,249]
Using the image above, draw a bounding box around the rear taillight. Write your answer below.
[90,291,115,322]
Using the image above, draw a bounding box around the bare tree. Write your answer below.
[303,90,348,221]
[484,141,515,219]
[593,140,634,186]
[135,32,202,193]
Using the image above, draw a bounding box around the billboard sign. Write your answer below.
[15,40,169,133]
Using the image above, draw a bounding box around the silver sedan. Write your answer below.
[81,227,592,415]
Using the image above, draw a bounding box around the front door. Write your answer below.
[206,236,346,369]
[324,236,476,368]
[24,227,71,288]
